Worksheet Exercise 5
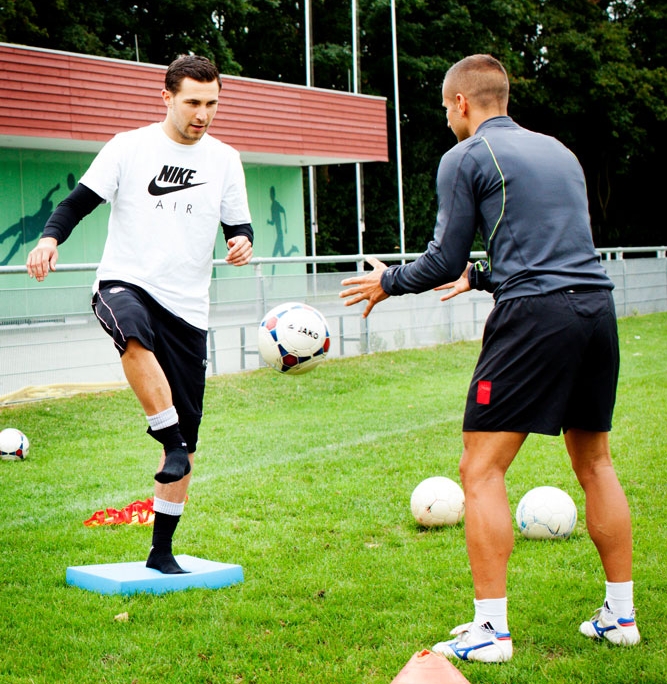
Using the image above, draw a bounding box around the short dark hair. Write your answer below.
[165,55,221,93]
[444,54,509,109]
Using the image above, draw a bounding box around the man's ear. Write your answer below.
[456,93,467,116]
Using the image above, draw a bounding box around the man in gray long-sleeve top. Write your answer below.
[340,54,639,662]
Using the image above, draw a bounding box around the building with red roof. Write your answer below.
[0,43,388,298]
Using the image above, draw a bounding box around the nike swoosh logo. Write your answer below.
[148,177,207,196]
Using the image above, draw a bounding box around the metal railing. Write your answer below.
[1,248,665,403]
[2,246,666,277]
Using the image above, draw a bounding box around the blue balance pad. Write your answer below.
[66,555,243,595]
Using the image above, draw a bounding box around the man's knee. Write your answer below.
[459,431,526,486]
[178,413,201,454]
[565,429,613,478]
[122,337,150,357]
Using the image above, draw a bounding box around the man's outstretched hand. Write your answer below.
[339,256,389,318]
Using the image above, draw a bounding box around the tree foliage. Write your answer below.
[1,0,665,250]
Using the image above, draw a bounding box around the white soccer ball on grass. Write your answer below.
[410,476,465,527]
[515,485,578,540]
[0,427,30,461]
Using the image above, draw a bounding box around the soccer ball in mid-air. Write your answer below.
[515,486,578,540]
[410,476,465,527]
[258,302,331,375]
[0,428,30,461]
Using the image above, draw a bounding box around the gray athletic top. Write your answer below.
[381,116,613,301]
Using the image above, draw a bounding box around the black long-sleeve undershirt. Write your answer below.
[42,183,104,244]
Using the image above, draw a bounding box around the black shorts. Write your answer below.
[92,280,208,452]
[463,289,619,436]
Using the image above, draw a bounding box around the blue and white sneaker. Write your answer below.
[580,605,640,646]
[432,622,513,663]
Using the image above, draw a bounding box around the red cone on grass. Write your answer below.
[390,650,471,684]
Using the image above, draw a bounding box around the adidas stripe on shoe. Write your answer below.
[580,607,640,646]
[432,622,513,663]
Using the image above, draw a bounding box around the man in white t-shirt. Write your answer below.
[27,55,254,574]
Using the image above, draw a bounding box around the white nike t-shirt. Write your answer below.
[81,123,251,329]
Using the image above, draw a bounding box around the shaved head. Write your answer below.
[443,54,509,110]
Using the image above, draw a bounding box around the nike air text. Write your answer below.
[148,165,207,195]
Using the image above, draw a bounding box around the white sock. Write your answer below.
[473,597,509,634]
[153,497,185,517]
[605,581,634,617]
[147,406,179,431]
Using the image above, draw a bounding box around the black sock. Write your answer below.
[148,425,191,483]
[147,423,186,452]
[146,511,188,574]
[146,547,188,574]
[154,447,191,484]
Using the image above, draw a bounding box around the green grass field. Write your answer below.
[1,312,665,684]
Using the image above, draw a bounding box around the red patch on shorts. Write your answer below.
[477,380,492,405]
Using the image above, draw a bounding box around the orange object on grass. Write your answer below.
[390,650,471,684]
[84,497,155,527]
